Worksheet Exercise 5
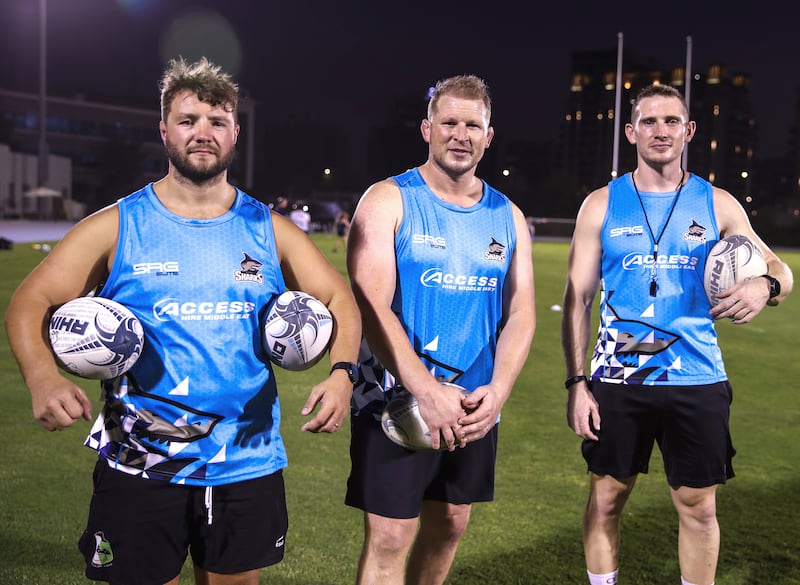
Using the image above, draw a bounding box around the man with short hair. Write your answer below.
[5,56,361,585]
[345,74,536,585]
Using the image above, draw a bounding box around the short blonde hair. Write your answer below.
[427,75,492,121]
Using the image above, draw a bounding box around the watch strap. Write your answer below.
[761,274,780,299]
[330,361,359,384]
[565,375,588,389]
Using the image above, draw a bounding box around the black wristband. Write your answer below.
[564,375,588,389]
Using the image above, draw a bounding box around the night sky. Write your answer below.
[1,0,798,159]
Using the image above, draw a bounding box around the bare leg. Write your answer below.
[671,484,719,585]
[406,500,471,585]
[194,567,261,585]
[356,512,418,585]
[583,473,637,574]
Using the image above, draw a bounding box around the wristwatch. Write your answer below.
[564,375,588,389]
[761,274,780,299]
[330,361,359,384]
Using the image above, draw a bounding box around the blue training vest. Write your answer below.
[85,184,288,486]
[591,172,727,385]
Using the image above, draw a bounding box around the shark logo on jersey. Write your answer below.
[483,237,506,261]
[590,290,681,384]
[684,219,708,243]
[235,252,264,284]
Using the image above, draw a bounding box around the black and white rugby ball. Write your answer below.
[381,383,470,451]
[262,290,333,371]
[703,235,767,306]
[49,297,144,379]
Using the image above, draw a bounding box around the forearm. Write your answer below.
[489,312,535,405]
[5,290,62,389]
[359,301,440,396]
[325,291,362,364]
[561,286,594,377]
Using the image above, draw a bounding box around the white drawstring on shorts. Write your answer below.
[204,486,214,525]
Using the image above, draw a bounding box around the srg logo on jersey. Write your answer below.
[610,225,644,237]
[412,234,446,249]
[152,298,256,322]
[420,268,498,291]
[133,261,179,276]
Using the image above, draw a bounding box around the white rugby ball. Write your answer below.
[262,290,333,371]
[381,383,470,451]
[49,297,144,379]
[704,235,768,306]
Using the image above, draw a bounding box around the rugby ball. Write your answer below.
[381,383,470,451]
[704,235,768,306]
[49,297,144,379]
[262,290,333,371]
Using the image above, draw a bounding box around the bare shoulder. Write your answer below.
[575,185,609,226]
[353,178,402,224]
[59,203,120,252]
[710,185,749,229]
[15,204,121,301]
[582,185,610,210]
[359,178,401,206]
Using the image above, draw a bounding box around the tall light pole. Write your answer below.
[682,35,692,170]
[37,0,48,189]
[611,32,623,178]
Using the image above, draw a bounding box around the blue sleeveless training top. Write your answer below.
[351,167,516,413]
[591,172,727,385]
[84,184,288,486]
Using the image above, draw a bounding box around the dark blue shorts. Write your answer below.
[78,460,288,585]
[582,380,736,488]
[345,409,498,518]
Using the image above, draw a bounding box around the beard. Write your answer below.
[432,148,480,179]
[164,140,235,183]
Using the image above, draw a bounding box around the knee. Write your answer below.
[366,518,417,557]
[673,487,718,526]
[586,483,632,522]
[421,503,471,543]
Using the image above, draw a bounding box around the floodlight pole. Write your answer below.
[611,32,623,178]
[37,0,49,188]
[682,35,692,169]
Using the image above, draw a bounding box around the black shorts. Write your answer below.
[78,460,288,585]
[582,380,736,488]
[345,410,499,518]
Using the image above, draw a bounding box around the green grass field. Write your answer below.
[1,232,798,584]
